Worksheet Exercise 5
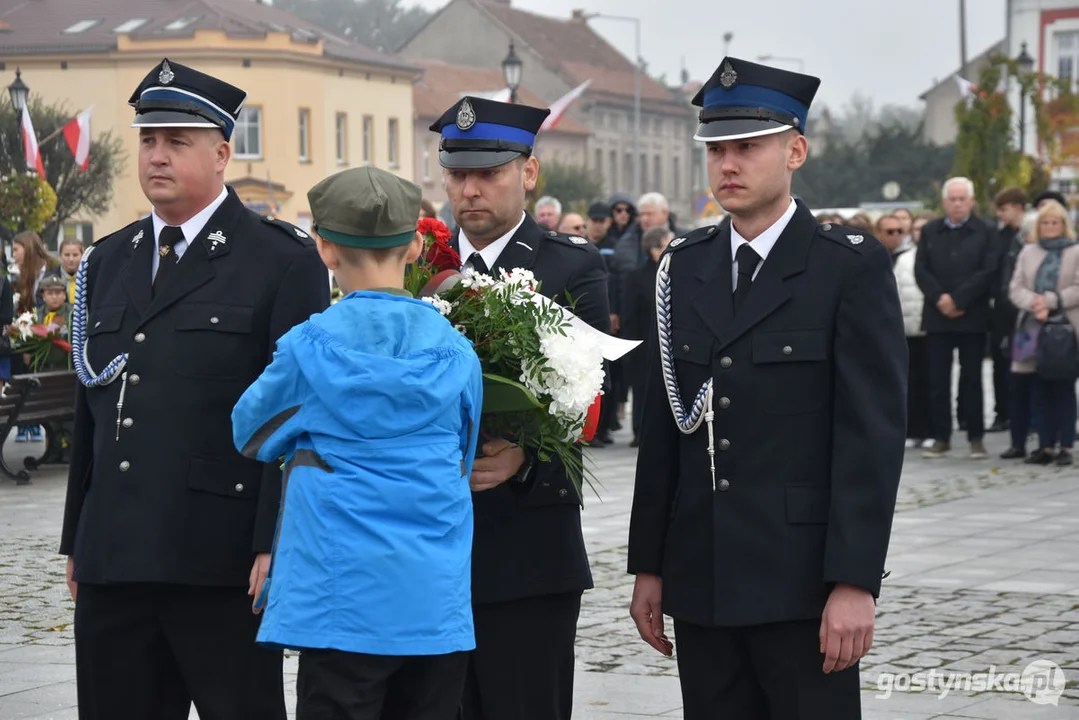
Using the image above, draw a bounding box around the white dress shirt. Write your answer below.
[150,186,229,280]
[458,212,527,271]
[730,198,797,286]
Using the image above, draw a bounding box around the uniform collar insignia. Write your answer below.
[159,60,175,86]
[294,228,308,238]
[208,230,227,250]
[847,234,864,245]
[670,237,685,247]
[719,61,738,90]
[132,229,144,248]
[569,236,587,245]
[456,98,476,131]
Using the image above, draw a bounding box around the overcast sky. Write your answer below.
[412,0,1008,112]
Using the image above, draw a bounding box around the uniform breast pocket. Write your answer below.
[670,327,714,406]
[85,306,127,372]
[174,304,255,380]
[752,329,830,414]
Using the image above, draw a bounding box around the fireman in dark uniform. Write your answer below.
[429,96,610,720]
[59,58,330,719]
[627,57,907,719]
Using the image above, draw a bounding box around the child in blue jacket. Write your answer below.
[232,166,482,719]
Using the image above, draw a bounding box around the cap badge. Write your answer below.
[132,229,144,248]
[456,98,477,131]
[159,60,175,86]
[670,237,685,247]
[719,61,738,90]
[208,230,227,251]
[847,234,864,245]
[569,236,588,245]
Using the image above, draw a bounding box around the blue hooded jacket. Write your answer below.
[232,291,483,656]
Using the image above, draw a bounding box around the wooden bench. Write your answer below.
[0,370,77,485]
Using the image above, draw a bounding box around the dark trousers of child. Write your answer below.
[297,649,467,720]
[1031,376,1078,450]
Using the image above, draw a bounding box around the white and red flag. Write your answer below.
[540,80,591,132]
[63,106,93,171]
[20,106,46,177]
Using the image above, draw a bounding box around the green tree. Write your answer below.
[275,0,431,51]
[0,97,125,244]
[531,161,604,215]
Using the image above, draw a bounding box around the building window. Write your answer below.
[298,108,310,162]
[388,118,399,167]
[335,112,348,165]
[1057,31,1079,87]
[609,150,618,192]
[59,222,93,253]
[653,154,662,193]
[422,140,432,182]
[594,148,603,175]
[673,156,681,198]
[363,116,374,165]
[640,153,648,193]
[623,152,633,194]
[234,107,262,159]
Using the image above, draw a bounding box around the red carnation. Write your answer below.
[418,217,451,245]
[420,218,461,271]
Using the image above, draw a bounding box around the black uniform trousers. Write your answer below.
[905,336,932,441]
[74,583,284,720]
[459,592,581,720]
[298,650,468,720]
[673,618,861,720]
[927,332,985,442]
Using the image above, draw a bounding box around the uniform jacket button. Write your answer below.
[128,374,140,385]
[134,332,146,343]
[119,461,130,472]
[720,356,732,368]
[210,317,220,324]
[558,488,568,498]
[782,345,793,355]
[718,397,731,409]
[122,418,133,428]
[719,439,730,451]
[682,344,690,352]
[718,478,730,491]
[234,483,244,493]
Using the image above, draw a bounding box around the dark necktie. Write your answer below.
[465,252,490,275]
[733,244,761,313]
[154,226,185,298]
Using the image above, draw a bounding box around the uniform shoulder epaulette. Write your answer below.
[92,218,144,248]
[543,229,598,252]
[262,215,316,247]
[665,222,721,253]
[816,222,880,254]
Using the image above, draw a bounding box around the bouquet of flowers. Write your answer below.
[407,219,637,497]
[6,312,72,371]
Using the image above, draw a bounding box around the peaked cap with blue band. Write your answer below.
[128,58,247,141]
[429,96,550,169]
[691,57,820,142]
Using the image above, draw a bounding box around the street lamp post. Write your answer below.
[502,42,523,105]
[8,67,30,172]
[756,55,805,73]
[1015,42,1035,154]
[581,12,641,201]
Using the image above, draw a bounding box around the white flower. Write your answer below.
[421,295,453,316]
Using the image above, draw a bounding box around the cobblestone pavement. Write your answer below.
[2,406,1079,719]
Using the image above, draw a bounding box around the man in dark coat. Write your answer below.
[990,187,1027,436]
[915,177,1001,460]
[587,200,621,445]
[628,57,907,720]
[59,58,329,720]
[430,96,610,720]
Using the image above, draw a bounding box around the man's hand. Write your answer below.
[819,583,875,673]
[470,439,525,492]
[630,573,673,656]
[609,314,621,334]
[248,552,271,614]
[937,293,958,316]
[65,556,77,602]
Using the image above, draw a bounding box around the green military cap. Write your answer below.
[307,166,422,248]
[39,275,68,291]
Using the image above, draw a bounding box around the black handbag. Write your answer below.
[1036,315,1079,380]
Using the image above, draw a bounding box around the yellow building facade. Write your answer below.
[4,28,420,245]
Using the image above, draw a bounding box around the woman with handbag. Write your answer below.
[1008,200,1079,466]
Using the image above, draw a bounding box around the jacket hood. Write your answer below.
[282,292,475,440]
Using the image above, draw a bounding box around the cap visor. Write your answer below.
[131,110,221,130]
[693,118,792,143]
[438,149,522,170]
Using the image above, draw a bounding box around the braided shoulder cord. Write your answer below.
[656,252,713,435]
[71,246,128,388]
